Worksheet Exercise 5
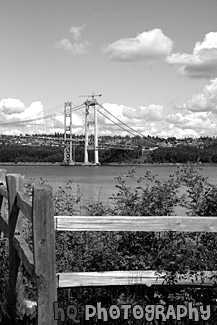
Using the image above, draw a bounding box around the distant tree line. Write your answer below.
[0,145,64,163]
[149,144,217,164]
[2,143,217,164]
[0,144,142,164]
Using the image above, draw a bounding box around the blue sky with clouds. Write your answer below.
[1,0,217,137]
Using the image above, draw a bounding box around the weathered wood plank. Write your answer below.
[0,185,7,238]
[57,270,217,288]
[0,185,8,200]
[0,214,9,237]
[6,174,24,323]
[32,185,57,325]
[0,170,6,239]
[0,169,6,186]
[8,198,20,235]
[13,235,35,279]
[16,191,32,223]
[55,216,217,233]
[0,191,5,240]
[6,174,25,234]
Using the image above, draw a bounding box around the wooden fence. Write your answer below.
[0,169,217,324]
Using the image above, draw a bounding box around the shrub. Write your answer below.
[1,164,217,324]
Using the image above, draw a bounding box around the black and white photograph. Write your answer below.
[0,0,217,324]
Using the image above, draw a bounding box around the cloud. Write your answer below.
[89,100,217,138]
[69,25,85,40]
[55,38,89,55]
[0,98,25,115]
[157,125,200,139]
[96,102,208,139]
[54,112,83,129]
[94,102,165,137]
[103,28,173,62]
[55,24,89,55]
[123,104,164,121]
[167,32,217,78]
[0,99,44,133]
[1,98,217,138]
[162,78,217,138]
[99,103,164,124]
[165,110,217,135]
[102,102,217,138]
[177,78,217,112]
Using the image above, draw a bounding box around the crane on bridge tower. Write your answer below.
[63,93,102,166]
[79,92,102,165]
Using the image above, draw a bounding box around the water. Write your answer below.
[1,164,217,214]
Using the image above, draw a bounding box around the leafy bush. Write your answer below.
[0,237,9,322]
[176,164,217,216]
[1,164,217,324]
[55,164,217,324]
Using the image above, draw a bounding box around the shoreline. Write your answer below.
[0,162,217,167]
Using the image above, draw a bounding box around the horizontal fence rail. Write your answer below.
[54,215,217,233]
[55,215,217,289]
[57,270,217,288]
[1,169,217,324]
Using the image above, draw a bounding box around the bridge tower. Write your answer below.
[63,102,74,165]
[83,93,101,165]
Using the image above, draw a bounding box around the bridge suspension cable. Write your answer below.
[97,102,158,146]
[0,98,158,148]
[97,109,139,137]
[0,103,85,127]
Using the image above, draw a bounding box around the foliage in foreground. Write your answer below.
[1,164,217,324]
[55,164,217,324]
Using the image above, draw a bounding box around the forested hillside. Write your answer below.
[150,144,217,164]
[1,143,217,164]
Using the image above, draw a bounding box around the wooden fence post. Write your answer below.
[32,184,57,325]
[0,169,6,238]
[6,173,24,322]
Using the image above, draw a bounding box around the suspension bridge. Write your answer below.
[0,94,158,165]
